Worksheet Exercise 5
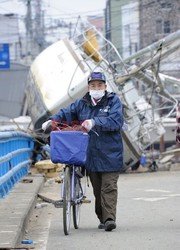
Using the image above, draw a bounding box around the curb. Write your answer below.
[0,174,44,249]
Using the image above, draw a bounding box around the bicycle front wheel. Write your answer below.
[63,166,71,235]
[73,178,81,229]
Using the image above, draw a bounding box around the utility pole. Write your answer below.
[34,0,45,54]
[22,0,45,63]
[69,22,72,39]
[25,0,33,63]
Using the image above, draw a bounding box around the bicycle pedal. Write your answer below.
[54,200,63,208]
[81,199,91,204]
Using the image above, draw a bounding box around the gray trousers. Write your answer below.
[89,171,120,223]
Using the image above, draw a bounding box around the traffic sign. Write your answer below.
[0,44,10,69]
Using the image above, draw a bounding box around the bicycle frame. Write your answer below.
[50,129,89,235]
[61,165,85,205]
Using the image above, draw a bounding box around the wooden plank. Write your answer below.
[38,192,61,204]
[161,148,180,156]
[159,155,174,164]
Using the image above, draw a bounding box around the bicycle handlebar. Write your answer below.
[43,121,99,138]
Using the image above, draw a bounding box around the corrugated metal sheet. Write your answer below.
[0,63,29,118]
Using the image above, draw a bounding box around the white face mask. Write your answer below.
[89,90,105,99]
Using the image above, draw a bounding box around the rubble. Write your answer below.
[35,159,64,179]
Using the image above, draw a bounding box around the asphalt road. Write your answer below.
[45,171,180,250]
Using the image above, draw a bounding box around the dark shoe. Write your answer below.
[98,223,105,229]
[104,220,116,231]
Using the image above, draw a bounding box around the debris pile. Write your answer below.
[35,159,64,181]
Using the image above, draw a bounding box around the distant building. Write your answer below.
[0,14,21,62]
[139,0,180,78]
[105,0,140,58]
[105,0,180,77]
[0,14,29,118]
[139,0,180,48]
[0,63,29,118]
[87,15,104,33]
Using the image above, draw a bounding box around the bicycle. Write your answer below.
[50,128,90,235]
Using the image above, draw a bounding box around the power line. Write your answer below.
[42,0,105,16]
[0,0,105,18]
[1,0,179,61]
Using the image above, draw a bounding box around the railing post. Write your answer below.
[0,132,34,199]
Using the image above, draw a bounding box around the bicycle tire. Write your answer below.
[73,177,81,229]
[63,166,71,235]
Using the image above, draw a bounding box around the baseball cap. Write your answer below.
[88,72,106,84]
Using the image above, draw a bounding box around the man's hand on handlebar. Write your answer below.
[42,120,52,133]
[42,119,95,133]
[82,119,95,132]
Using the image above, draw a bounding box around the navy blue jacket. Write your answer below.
[49,91,124,172]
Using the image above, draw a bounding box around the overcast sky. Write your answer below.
[0,0,106,17]
[0,0,106,39]
[48,0,106,15]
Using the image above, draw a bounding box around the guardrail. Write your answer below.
[0,131,34,199]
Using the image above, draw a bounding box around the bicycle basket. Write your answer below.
[50,131,90,166]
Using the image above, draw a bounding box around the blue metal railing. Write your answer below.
[0,131,34,199]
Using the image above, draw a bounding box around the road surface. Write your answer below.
[26,171,180,250]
